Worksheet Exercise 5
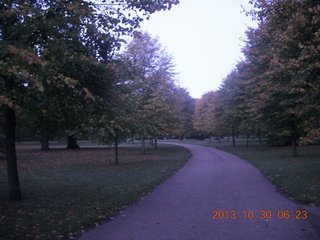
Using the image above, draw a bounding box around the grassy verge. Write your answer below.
[178,139,320,205]
[0,143,190,240]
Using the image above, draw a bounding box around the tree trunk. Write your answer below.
[246,133,249,147]
[41,129,50,151]
[114,136,119,165]
[179,135,184,141]
[154,138,158,150]
[291,135,297,157]
[290,121,298,157]
[66,135,79,149]
[258,128,263,150]
[4,105,22,201]
[141,138,146,154]
[208,136,211,143]
[232,125,236,147]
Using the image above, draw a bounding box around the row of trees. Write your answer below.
[0,0,196,201]
[193,0,319,156]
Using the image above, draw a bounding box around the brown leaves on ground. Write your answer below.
[0,143,190,240]
[0,143,162,174]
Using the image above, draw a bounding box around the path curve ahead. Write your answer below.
[79,143,319,240]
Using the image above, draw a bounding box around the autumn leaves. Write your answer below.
[193,0,320,156]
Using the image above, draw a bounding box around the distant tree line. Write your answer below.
[193,0,320,156]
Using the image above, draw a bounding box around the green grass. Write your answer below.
[0,144,191,240]
[179,139,320,205]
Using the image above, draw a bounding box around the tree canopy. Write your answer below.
[193,0,320,156]
[1,0,192,200]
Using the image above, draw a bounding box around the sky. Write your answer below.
[140,0,257,98]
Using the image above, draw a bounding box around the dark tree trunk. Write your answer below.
[41,129,50,151]
[179,135,184,141]
[3,24,22,201]
[246,133,249,147]
[66,135,79,149]
[114,136,119,165]
[4,105,22,201]
[141,138,146,154]
[154,138,158,150]
[291,135,297,157]
[258,128,263,150]
[290,121,298,157]
[232,125,236,147]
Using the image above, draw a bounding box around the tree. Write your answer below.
[244,0,320,155]
[192,0,319,154]
[236,61,264,147]
[121,32,181,153]
[0,0,179,200]
[171,87,195,141]
[0,38,46,201]
[216,70,249,146]
[193,91,218,140]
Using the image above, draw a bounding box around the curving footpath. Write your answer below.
[79,143,319,240]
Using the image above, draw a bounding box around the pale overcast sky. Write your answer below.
[140,0,256,98]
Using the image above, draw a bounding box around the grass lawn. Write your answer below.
[177,139,320,205]
[0,143,191,240]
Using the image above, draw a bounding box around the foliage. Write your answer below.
[194,0,320,155]
[244,0,320,147]
[0,0,181,137]
[193,91,218,136]
[171,87,195,139]
[119,32,191,141]
[0,0,182,199]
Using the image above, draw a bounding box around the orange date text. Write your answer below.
[211,210,308,220]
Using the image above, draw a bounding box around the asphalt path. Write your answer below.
[79,143,319,240]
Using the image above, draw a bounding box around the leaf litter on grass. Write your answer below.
[0,144,190,240]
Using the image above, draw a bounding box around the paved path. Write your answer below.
[79,143,319,240]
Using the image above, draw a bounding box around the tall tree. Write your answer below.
[171,87,195,141]
[193,91,218,140]
[244,0,320,155]
[121,32,180,153]
[0,0,179,200]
